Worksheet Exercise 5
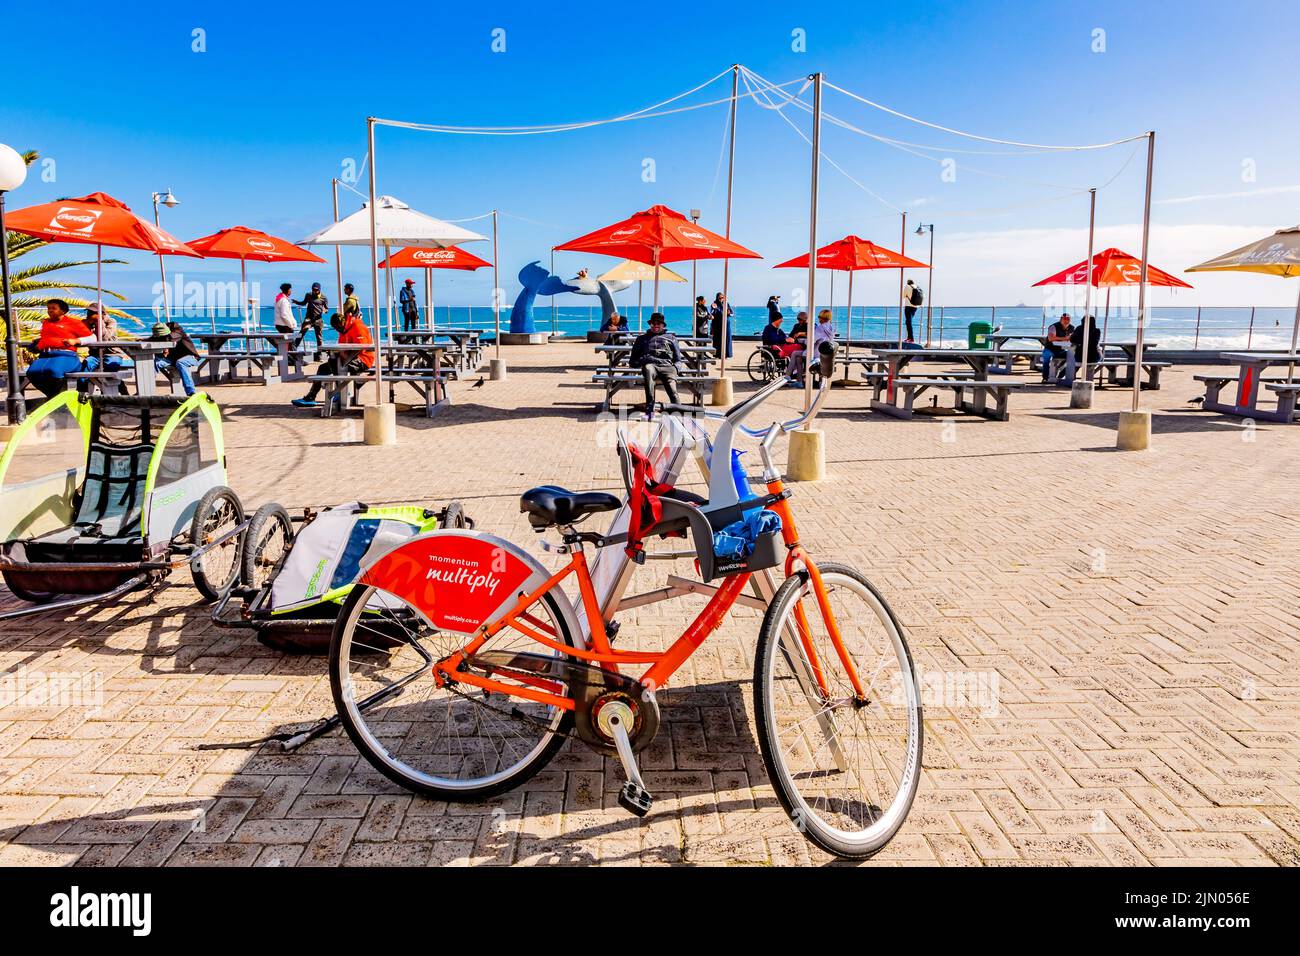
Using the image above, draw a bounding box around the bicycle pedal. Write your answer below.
[618,781,653,817]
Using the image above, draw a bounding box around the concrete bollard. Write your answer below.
[1070,380,1094,409]
[786,428,825,481]
[489,358,507,381]
[1116,410,1151,450]
[363,402,397,446]
[710,376,734,406]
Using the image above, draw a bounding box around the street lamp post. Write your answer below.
[1,143,29,429]
[151,188,180,320]
[915,223,935,346]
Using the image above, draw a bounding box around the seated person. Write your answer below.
[629,312,681,417]
[789,311,809,345]
[151,320,202,396]
[88,304,131,373]
[1042,312,1073,384]
[790,309,837,385]
[25,299,98,400]
[599,312,628,334]
[761,313,799,358]
[292,313,375,407]
[1069,314,1101,384]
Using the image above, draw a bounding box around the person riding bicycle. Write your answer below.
[629,312,682,416]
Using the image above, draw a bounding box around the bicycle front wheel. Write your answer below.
[754,563,922,859]
[329,584,575,801]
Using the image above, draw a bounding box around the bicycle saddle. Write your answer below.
[520,485,622,530]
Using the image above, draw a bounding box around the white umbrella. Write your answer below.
[300,196,487,367]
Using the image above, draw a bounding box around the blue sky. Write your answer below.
[6,0,1299,310]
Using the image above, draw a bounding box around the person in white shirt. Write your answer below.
[274,283,297,333]
[790,309,837,386]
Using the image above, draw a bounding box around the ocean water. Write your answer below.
[120,304,1300,352]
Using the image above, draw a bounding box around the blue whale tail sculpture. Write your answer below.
[510,261,632,333]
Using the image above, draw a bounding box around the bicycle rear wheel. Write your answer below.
[754,563,922,859]
[329,584,575,800]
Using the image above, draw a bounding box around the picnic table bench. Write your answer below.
[591,368,712,412]
[870,348,1029,421]
[195,332,302,386]
[306,369,448,419]
[1197,353,1300,422]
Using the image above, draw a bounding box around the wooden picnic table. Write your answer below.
[306,342,450,417]
[392,328,482,372]
[78,339,172,397]
[595,343,716,373]
[1199,352,1300,423]
[869,347,1028,421]
[195,332,300,386]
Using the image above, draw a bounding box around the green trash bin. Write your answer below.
[968,321,992,350]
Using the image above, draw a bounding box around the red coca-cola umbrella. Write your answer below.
[5,191,200,338]
[556,204,759,312]
[1032,247,1191,347]
[186,226,326,327]
[775,236,928,351]
[377,246,492,334]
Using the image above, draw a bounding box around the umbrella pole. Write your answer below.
[1102,288,1111,351]
[96,244,104,370]
[846,270,854,370]
[426,268,433,333]
[1288,281,1300,384]
[638,281,643,330]
[384,244,393,349]
[241,259,248,333]
[652,248,661,315]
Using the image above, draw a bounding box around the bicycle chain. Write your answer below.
[441,678,583,742]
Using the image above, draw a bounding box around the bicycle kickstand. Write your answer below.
[599,700,654,817]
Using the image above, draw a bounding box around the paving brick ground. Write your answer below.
[1,341,1297,867]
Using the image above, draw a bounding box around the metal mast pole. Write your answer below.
[896,212,907,346]
[331,178,343,320]
[720,64,739,375]
[926,226,934,346]
[492,209,500,359]
[152,196,171,321]
[1131,133,1155,414]
[803,72,822,417]
[1082,188,1096,381]
[366,117,384,400]
[1,191,25,425]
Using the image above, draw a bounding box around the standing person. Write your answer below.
[151,320,202,396]
[694,295,710,337]
[274,282,297,335]
[291,312,375,408]
[398,278,420,332]
[710,292,734,360]
[767,294,783,324]
[1042,311,1074,384]
[342,283,361,319]
[902,279,924,343]
[629,312,682,417]
[293,282,328,351]
[24,299,98,400]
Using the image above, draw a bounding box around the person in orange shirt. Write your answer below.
[292,312,375,408]
[26,299,99,400]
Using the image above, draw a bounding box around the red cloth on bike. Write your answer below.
[624,442,674,559]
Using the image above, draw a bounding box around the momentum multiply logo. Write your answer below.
[49,886,151,936]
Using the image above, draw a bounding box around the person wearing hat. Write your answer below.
[398,277,420,332]
[628,312,682,417]
[274,282,297,334]
[342,283,360,319]
[1043,311,1074,384]
[767,294,783,324]
[293,282,329,352]
[150,320,202,396]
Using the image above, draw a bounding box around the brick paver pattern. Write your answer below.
[1,342,1296,867]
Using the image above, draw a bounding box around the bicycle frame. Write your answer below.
[431,470,865,710]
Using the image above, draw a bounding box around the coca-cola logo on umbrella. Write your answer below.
[610,225,643,239]
[415,249,454,262]
[247,237,277,252]
[50,207,102,233]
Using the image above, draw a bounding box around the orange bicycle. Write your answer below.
[328,348,922,858]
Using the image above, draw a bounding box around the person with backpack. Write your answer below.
[903,279,924,343]
[399,278,420,331]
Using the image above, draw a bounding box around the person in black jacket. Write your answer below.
[1068,314,1101,385]
[629,312,681,414]
[151,320,202,396]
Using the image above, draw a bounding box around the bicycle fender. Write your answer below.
[356,528,582,639]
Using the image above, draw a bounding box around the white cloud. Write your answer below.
[1157,184,1300,205]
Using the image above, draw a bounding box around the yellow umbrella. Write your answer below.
[598,259,686,328]
[1187,225,1300,379]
